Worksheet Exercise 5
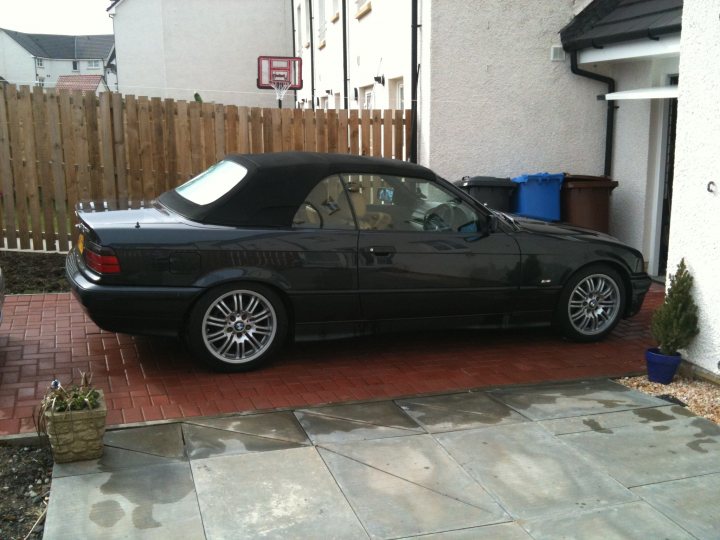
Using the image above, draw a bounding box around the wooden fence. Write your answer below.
[0,84,413,251]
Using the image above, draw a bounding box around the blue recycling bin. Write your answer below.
[511,173,564,221]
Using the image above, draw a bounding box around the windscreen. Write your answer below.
[175,160,248,205]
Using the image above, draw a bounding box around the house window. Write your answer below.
[87,60,101,69]
[72,60,79,72]
[304,0,311,46]
[317,0,326,42]
[37,77,45,88]
[35,58,44,68]
[364,88,373,110]
[296,5,303,49]
[389,77,404,109]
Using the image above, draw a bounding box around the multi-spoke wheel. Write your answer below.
[188,283,287,371]
[556,265,626,341]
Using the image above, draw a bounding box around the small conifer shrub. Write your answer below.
[651,258,700,356]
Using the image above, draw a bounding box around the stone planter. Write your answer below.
[44,390,107,463]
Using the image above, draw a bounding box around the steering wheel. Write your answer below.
[423,203,455,231]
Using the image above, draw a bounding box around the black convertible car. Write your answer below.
[67,152,651,371]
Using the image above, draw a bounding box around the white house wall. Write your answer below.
[113,0,167,98]
[668,0,720,375]
[347,0,411,110]
[114,0,292,106]
[419,0,605,181]
[294,0,411,110]
[0,31,36,86]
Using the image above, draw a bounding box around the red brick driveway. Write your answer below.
[0,285,663,435]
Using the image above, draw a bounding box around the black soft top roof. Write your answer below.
[159,152,437,227]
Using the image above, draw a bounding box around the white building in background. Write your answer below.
[109,0,293,107]
[294,0,411,111]
[0,27,116,91]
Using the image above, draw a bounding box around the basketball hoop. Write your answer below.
[257,56,303,109]
[271,80,292,108]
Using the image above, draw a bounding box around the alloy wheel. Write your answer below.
[567,274,621,336]
[202,290,277,364]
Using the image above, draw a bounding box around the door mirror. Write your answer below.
[488,213,498,233]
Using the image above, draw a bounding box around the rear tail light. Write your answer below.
[83,245,121,274]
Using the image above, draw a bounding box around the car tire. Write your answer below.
[187,283,288,372]
[555,265,626,342]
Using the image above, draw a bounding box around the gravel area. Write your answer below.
[617,376,720,424]
[0,444,53,540]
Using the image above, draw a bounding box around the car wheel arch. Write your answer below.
[560,259,632,302]
[182,279,295,343]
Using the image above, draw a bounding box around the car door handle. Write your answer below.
[367,246,396,257]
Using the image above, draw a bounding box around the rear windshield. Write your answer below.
[175,160,248,205]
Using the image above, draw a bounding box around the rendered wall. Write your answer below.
[114,0,292,107]
[419,0,605,181]
[113,0,167,98]
[667,0,720,375]
[0,31,36,86]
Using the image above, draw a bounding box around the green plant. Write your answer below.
[36,372,101,434]
[651,258,700,356]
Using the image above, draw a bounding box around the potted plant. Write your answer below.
[647,258,700,384]
[36,372,107,463]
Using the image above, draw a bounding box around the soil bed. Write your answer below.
[0,251,70,294]
[0,444,53,540]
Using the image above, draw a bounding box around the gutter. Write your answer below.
[570,50,616,177]
[308,0,316,110]
[409,0,418,163]
[342,0,349,109]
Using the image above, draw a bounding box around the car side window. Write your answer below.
[340,174,481,233]
[292,175,356,230]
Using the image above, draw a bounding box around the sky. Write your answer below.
[0,0,114,35]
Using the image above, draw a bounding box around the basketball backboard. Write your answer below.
[257,56,303,90]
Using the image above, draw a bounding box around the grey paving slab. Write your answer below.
[53,445,180,478]
[319,445,507,539]
[436,422,635,519]
[191,446,367,539]
[540,404,695,435]
[632,473,720,540]
[103,423,186,459]
[320,435,508,519]
[488,380,667,420]
[396,392,528,433]
[295,409,421,444]
[520,501,696,540]
[44,462,204,539]
[186,410,309,444]
[297,400,422,430]
[183,422,307,460]
[559,415,720,486]
[398,522,533,539]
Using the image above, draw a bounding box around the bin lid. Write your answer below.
[564,180,618,189]
[563,174,613,182]
[456,176,515,188]
[512,173,564,184]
